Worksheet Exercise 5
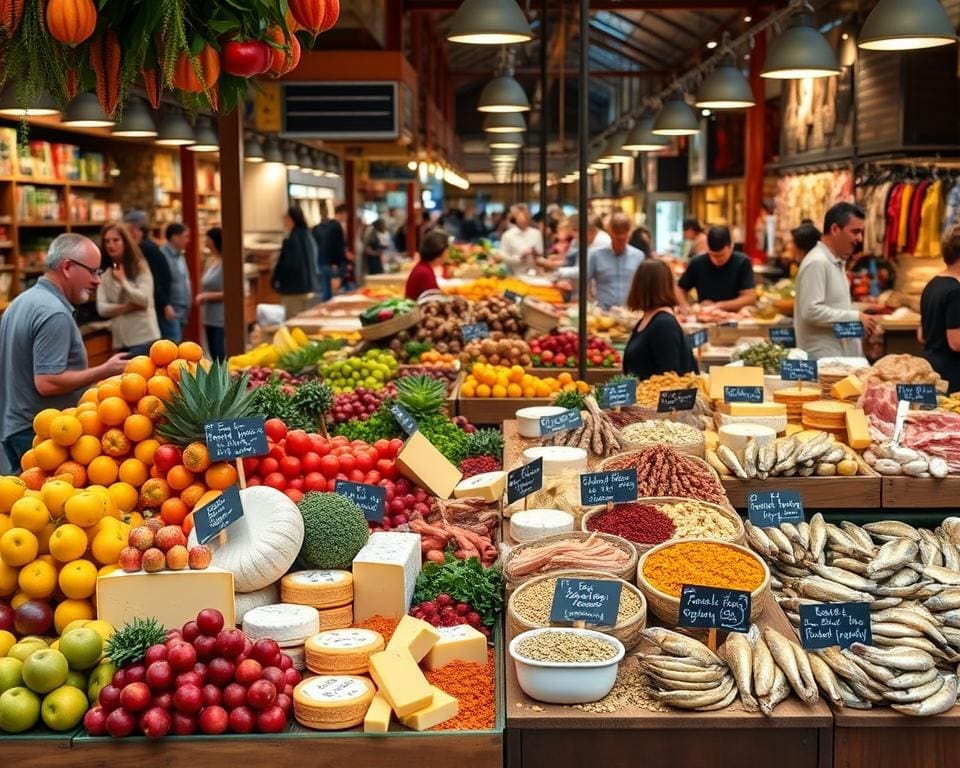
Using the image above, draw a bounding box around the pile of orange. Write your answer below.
[460,363,590,399]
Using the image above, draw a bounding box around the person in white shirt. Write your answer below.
[794,202,880,359]
[499,204,544,273]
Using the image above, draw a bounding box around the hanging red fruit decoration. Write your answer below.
[221,40,272,78]
[0,0,24,36]
[288,0,339,35]
[173,44,221,94]
[89,30,121,116]
[265,27,301,77]
[142,67,162,110]
[45,0,97,47]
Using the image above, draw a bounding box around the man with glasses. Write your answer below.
[0,234,129,470]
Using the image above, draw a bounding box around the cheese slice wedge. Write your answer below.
[368,649,433,717]
[398,686,459,731]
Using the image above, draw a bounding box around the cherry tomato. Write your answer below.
[309,435,329,455]
[373,439,390,459]
[242,457,259,475]
[377,459,398,480]
[264,418,287,442]
[319,455,340,478]
[348,469,366,483]
[269,444,285,462]
[287,476,304,490]
[259,457,279,476]
[330,436,350,448]
[303,472,326,492]
[300,452,323,474]
[284,489,303,504]
[387,438,404,458]
[338,454,357,474]
[279,456,301,479]
[285,430,311,456]
[264,472,287,490]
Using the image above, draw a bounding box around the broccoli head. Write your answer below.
[297,492,370,569]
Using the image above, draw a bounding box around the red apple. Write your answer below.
[246,680,277,711]
[175,671,202,690]
[140,707,172,739]
[168,641,197,672]
[105,707,136,738]
[0,603,14,632]
[153,445,182,474]
[282,684,293,698]
[83,706,108,736]
[251,638,280,666]
[222,682,247,710]
[181,620,200,642]
[275,692,292,715]
[196,608,224,635]
[234,658,262,686]
[142,548,165,573]
[256,704,287,733]
[13,600,53,635]
[198,705,229,735]
[216,629,246,659]
[119,682,151,713]
[173,684,203,715]
[98,684,122,712]
[143,517,162,533]
[166,628,181,642]
[193,635,218,662]
[155,525,186,553]
[261,666,284,689]
[111,670,126,689]
[242,638,254,658]
[201,684,222,707]
[124,664,146,684]
[193,662,208,684]
[228,705,257,734]
[149,692,173,711]
[146,661,173,691]
[170,711,197,736]
[144,644,168,666]
[188,545,212,570]
[206,658,235,687]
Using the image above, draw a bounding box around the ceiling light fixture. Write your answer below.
[283,144,301,169]
[155,111,196,146]
[622,116,670,151]
[483,112,527,133]
[61,92,114,127]
[0,87,59,117]
[447,0,532,45]
[111,97,157,137]
[244,136,264,163]
[695,55,755,109]
[477,74,530,113]
[859,0,957,51]
[652,93,700,136]
[487,132,524,149]
[597,131,632,164]
[262,137,284,164]
[188,117,219,152]
[761,12,841,79]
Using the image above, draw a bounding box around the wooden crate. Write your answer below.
[882,476,960,508]
[833,703,960,768]
[530,367,621,385]
[459,397,554,426]
[723,475,882,510]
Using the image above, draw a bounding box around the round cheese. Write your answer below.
[293,675,376,730]
[510,508,574,543]
[318,603,354,631]
[285,644,306,671]
[453,471,506,502]
[516,406,566,438]
[242,604,320,645]
[522,446,588,476]
[234,583,280,626]
[718,424,777,451]
[305,628,385,675]
[281,570,354,609]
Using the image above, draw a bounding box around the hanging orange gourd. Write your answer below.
[142,67,162,110]
[0,0,24,36]
[266,26,301,77]
[173,44,221,94]
[45,0,97,47]
[288,0,339,35]
[89,30,121,116]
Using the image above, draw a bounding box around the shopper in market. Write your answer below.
[405,230,448,300]
[362,219,388,276]
[195,227,225,362]
[919,225,960,392]
[95,222,160,357]
[273,205,319,319]
[0,234,129,470]
[682,217,709,259]
[794,202,880,359]
[159,223,192,343]
[499,203,545,273]
[312,202,347,302]
[622,258,699,379]
[790,219,821,264]
[123,209,173,340]
[586,211,645,310]
[676,225,757,312]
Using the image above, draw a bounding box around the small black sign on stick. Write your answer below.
[678,585,752,634]
[549,578,623,626]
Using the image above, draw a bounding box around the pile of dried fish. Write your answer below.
[543,395,625,458]
[637,628,736,711]
[711,432,860,481]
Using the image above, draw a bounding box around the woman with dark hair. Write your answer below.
[96,221,159,356]
[790,219,821,263]
[920,225,960,392]
[405,230,448,300]
[272,206,319,318]
[196,227,225,361]
[622,259,698,379]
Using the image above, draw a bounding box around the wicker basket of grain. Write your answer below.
[636,538,770,625]
[507,569,647,650]
[359,306,421,341]
[580,497,745,556]
[502,531,639,588]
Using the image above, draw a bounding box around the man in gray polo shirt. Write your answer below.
[0,234,128,469]
[586,211,645,310]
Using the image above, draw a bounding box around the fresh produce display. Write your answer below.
[277,338,347,376]
[244,367,316,390]
[227,327,314,373]
[328,386,396,426]
[120,522,212,573]
[392,295,526,356]
[733,342,790,375]
[405,350,459,368]
[412,555,503,630]
[529,331,621,369]
[445,277,564,304]
[459,336,532,367]
[460,364,589,399]
[444,241,503,279]
[248,375,334,433]
[317,349,399,393]
[360,298,417,327]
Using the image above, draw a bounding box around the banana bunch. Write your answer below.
[228,326,310,371]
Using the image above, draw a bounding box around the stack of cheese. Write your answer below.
[352,532,421,623]
[242,604,321,671]
[714,402,788,434]
[829,374,865,403]
[801,400,855,436]
[282,570,355,631]
[844,407,871,450]
[773,386,823,424]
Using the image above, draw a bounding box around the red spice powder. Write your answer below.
[356,615,399,644]
[586,503,675,545]
[425,649,496,731]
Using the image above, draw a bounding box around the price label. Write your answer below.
[334,480,386,523]
[657,388,698,413]
[599,380,637,410]
[194,485,244,545]
[204,418,268,462]
[539,409,583,436]
[461,322,489,342]
[747,490,805,526]
[833,321,864,339]
[679,585,751,634]
[391,403,419,436]
[723,386,764,404]
[579,470,638,506]
[549,577,622,626]
[769,327,796,348]
[688,329,708,349]
[799,602,872,650]
[780,359,819,382]
[896,384,938,408]
[504,290,524,304]
[507,457,543,505]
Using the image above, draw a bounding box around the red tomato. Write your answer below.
[348,469,366,483]
[330,436,350,448]
[279,456,301,479]
[300,452,323,474]
[387,438,404,458]
[319,455,340,478]
[221,40,272,77]
[264,418,287,442]
[303,472,326,492]
[259,457,279,476]
[350,440,368,450]
[287,476,304,490]
[338,454,357,474]
[373,439,390,459]
[365,470,382,485]
[263,472,287,490]
[309,435,329,455]
[285,430,311,456]
[246,477,261,487]
[242,457,259,474]
[269,444,285,462]
[284,488,303,504]
[376,459,398,480]
[355,451,375,473]
[334,446,354,456]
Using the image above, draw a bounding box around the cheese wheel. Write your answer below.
[318,603,354,631]
[453,471,506,502]
[715,413,788,434]
[234,582,280,626]
[305,628,385,675]
[522,446,588,476]
[510,509,574,543]
[242,604,320,645]
[718,424,777,451]
[281,570,354,609]
[516,406,566,438]
[293,675,376,730]
[285,644,306,671]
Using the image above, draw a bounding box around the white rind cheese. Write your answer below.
[522,446,588,475]
[716,413,788,434]
[234,582,280,625]
[242,603,320,644]
[352,531,421,622]
[718,423,778,451]
[510,508,574,543]
[453,471,506,502]
[516,406,566,438]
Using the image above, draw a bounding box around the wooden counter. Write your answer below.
[832,706,960,768]
[881,476,960,509]
[723,476,882,511]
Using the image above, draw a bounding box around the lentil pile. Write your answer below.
[357,615,399,644]
[512,576,642,626]
[572,657,666,714]
[642,541,765,597]
[516,631,618,663]
[620,420,703,447]
[605,445,727,506]
[658,500,739,540]
[586,503,675,545]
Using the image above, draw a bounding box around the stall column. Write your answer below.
[744,29,766,263]
[219,110,246,357]
[345,159,357,279]
[180,146,201,345]
[406,182,417,257]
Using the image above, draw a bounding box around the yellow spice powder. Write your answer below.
[643,541,765,597]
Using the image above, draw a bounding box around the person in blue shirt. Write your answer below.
[586,211,645,310]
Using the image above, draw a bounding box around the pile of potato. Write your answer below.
[460,336,531,367]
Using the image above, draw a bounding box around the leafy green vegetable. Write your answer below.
[413,555,504,628]
[463,428,504,461]
[403,340,433,363]
[249,375,313,431]
[552,390,587,411]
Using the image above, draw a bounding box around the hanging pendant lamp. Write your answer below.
[262,137,284,165]
[156,111,196,146]
[597,131,632,164]
[447,0,532,45]
[487,132,524,149]
[478,75,530,113]
[622,116,670,151]
[652,94,700,136]
[244,136,264,163]
[188,117,219,152]
[483,112,527,133]
[859,0,957,51]
[762,13,841,79]
[0,87,59,117]
[695,56,755,109]
[61,92,114,127]
[111,98,157,137]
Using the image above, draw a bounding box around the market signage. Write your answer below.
[539,409,583,436]
[799,603,872,650]
[896,384,938,408]
[833,321,864,339]
[723,386,764,404]
[599,380,637,409]
[679,585,751,633]
[657,388,698,413]
[194,485,244,545]
[507,458,543,505]
[769,328,796,347]
[579,470,638,506]
[688,329,708,349]
[504,290,524,303]
[780,359,818,382]
[461,323,489,342]
[747,491,805,526]
[549,577,622,626]
[334,480,386,523]
[204,418,268,461]
[391,404,419,436]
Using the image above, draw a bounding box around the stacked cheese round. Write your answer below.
[522,446,588,475]
[234,583,280,626]
[282,570,354,609]
[243,604,320,671]
[802,400,854,434]
[773,386,823,423]
[305,629,385,675]
[293,675,376,730]
[510,508,574,543]
[317,604,354,631]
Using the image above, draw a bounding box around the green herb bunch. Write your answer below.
[413,556,504,628]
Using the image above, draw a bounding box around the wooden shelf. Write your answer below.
[70,221,108,227]
[0,176,110,188]
[0,241,14,248]
[18,220,70,227]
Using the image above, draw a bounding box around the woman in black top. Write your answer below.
[920,226,960,392]
[622,259,699,379]
[272,206,320,318]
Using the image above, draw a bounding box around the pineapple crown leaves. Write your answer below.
[293,380,334,419]
[156,359,253,446]
[464,428,504,461]
[394,374,447,419]
[105,616,168,669]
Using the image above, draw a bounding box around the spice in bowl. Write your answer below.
[586,503,676,546]
[642,541,765,597]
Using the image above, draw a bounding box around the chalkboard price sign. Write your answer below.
[507,457,543,505]
[723,386,764,404]
[504,290,524,304]
[579,470,638,506]
[391,403,419,437]
[461,323,489,342]
[833,321,864,339]
[204,418,268,462]
[599,380,637,410]
[657,388,698,413]
[539,409,583,436]
[780,359,818,382]
[678,585,751,634]
[896,384,938,408]
[688,329,708,349]
[769,328,796,348]
[334,480,386,523]
[549,577,623,626]
[799,602,872,650]
[747,490,805,526]
[194,485,244,545]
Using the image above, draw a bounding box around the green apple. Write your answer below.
[0,658,23,694]
[21,650,68,694]
[0,687,40,733]
[64,669,86,691]
[7,641,46,663]
[58,628,102,672]
[41,685,88,732]
[86,661,115,705]
[17,636,49,646]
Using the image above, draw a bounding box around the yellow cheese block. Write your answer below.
[803,400,855,416]
[774,387,822,402]
[716,402,787,417]
[453,471,506,503]
[830,374,864,400]
[845,408,871,450]
[363,692,392,733]
[368,649,433,717]
[318,604,354,631]
[293,675,376,730]
[708,365,765,400]
[398,686,459,731]
[352,531,421,623]
[397,431,463,499]
[385,615,441,663]
[281,570,353,609]
[422,624,488,671]
[785,424,804,437]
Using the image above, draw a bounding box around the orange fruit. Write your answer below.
[491,384,507,398]
[96,378,123,402]
[0,561,16,597]
[54,599,94,634]
[59,559,98,599]
[150,339,179,366]
[125,511,145,529]
[124,355,156,380]
[166,361,189,382]
[181,442,211,473]
[166,465,195,492]
[91,525,127,566]
[137,395,165,422]
[118,458,149,487]
[123,414,153,442]
[119,373,147,403]
[0,528,39,566]
[475,383,491,398]
[134,438,160,466]
[40,479,75,518]
[194,489,222,511]
[98,396,132,427]
[19,467,45,490]
[10,496,50,534]
[79,388,99,405]
[180,483,207,509]
[507,383,522,398]
[70,434,102,465]
[204,462,238,491]
[107,482,139,514]
[49,523,88,563]
[64,491,108,527]
[34,440,69,472]
[32,408,62,440]
[0,477,27,515]
[160,497,189,526]
[178,341,203,362]
[86,456,119,486]
[101,428,131,459]
[182,512,194,537]
[32,435,43,449]
[48,414,82,447]
[147,375,177,402]
[140,478,171,508]
[149,464,164,479]
[19,450,38,471]
[53,461,87,488]
[77,409,104,438]
[18,558,57,599]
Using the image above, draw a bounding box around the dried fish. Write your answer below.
[764,628,818,703]
[891,675,957,716]
[640,628,723,667]
[753,636,776,698]
[864,521,921,542]
[795,576,874,604]
[850,643,937,672]
[841,521,877,552]
[867,538,919,577]
[718,633,758,712]
[807,562,879,593]
[886,667,940,690]
[807,651,844,707]
[758,665,791,717]
[809,513,827,561]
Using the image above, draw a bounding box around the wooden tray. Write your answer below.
[530,367,622,384]
[459,397,554,426]
[882,476,960,509]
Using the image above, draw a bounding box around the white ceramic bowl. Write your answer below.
[516,406,567,438]
[522,446,588,475]
[509,628,625,704]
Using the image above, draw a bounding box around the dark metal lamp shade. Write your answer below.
[447,0,532,45]
[859,0,957,51]
[761,13,841,79]
[695,57,755,109]
[478,75,530,113]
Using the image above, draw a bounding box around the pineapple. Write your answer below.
[156,360,254,446]
[395,374,447,419]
